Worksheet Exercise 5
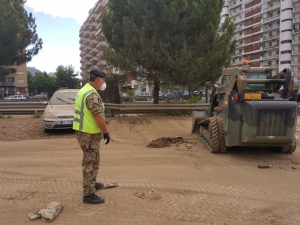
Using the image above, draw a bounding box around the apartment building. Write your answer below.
[221,0,300,82]
[0,64,28,98]
[0,1,28,98]
[79,0,154,94]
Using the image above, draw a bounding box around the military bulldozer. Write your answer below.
[192,61,299,153]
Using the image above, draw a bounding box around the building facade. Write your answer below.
[79,0,154,94]
[0,64,28,98]
[222,0,300,82]
[79,0,117,82]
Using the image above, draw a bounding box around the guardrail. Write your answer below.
[0,102,210,115]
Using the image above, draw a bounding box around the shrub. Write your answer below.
[33,113,42,118]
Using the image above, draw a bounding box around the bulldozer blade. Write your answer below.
[192,110,207,133]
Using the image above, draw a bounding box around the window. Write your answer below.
[4,77,14,83]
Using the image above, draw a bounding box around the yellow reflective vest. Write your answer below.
[73,83,105,134]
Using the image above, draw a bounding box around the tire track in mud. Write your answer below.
[0,175,299,224]
[185,150,246,173]
[1,170,299,204]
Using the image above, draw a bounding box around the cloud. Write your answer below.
[25,0,97,25]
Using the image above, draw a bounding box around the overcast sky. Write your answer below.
[25,0,97,74]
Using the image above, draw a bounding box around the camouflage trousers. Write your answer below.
[75,131,102,196]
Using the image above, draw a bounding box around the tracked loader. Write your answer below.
[192,60,299,153]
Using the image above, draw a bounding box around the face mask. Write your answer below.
[100,82,107,91]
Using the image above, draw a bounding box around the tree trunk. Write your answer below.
[153,80,160,104]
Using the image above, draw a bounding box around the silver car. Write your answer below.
[42,89,79,131]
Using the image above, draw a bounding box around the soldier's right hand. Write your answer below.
[103,132,110,145]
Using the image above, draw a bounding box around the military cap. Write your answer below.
[90,70,106,78]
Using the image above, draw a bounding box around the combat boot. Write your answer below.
[83,194,105,204]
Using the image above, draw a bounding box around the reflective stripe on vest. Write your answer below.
[73,89,94,130]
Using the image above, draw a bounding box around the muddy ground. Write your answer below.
[0,115,300,225]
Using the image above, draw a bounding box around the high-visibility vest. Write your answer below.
[73,83,105,134]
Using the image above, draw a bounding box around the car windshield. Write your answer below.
[49,92,78,105]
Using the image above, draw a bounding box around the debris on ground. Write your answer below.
[28,202,63,222]
[258,164,272,169]
[133,189,161,200]
[147,136,193,148]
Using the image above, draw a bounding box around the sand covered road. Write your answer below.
[0,115,300,225]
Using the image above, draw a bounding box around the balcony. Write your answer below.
[83,38,92,45]
[263,24,280,31]
[294,18,300,24]
[90,39,99,48]
[232,52,242,57]
[262,54,279,59]
[3,82,14,86]
[82,23,90,31]
[234,17,244,24]
[231,34,244,41]
[79,37,84,44]
[263,14,280,23]
[294,28,300,34]
[84,46,92,52]
[97,51,103,58]
[293,39,300,44]
[294,6,300,13]
[293,50,300,55]
[292,71,300,76]
[293,61,300,65]
[84,61,92,67]
[269,63,279,68]
[96,41,107,49]
[89,22,97,31]
[236,25,244,31]
[97,60,107,67]
[96,22,102,31]
[90,56,99,62]
[84,54,92,59]
[89,31,95,39]
[235,43,243,48]
[263,34,279,41]
[231,10,243,17]
[264,2,280,12]
[231,60,242,65]
[96,32,105,41]
[96,12,102,22]
[263,44,279,50]
[230,1,242,9]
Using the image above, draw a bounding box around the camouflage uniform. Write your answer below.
[75,93,104,196]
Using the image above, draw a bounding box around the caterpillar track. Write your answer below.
[196,118,227,153]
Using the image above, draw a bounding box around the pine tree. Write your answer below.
[101,0,235,103]
[0,0,43,75]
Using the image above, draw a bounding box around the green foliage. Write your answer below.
[27,65,80,99]
[187,95,201,104]
[101,0,235,104]
[32,113,41,118]
[0,113,4,118]
[0,0,43,76]
[126,89,135,102]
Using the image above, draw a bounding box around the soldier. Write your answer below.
[73,70,110,204]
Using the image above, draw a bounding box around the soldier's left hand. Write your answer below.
[103,132,110,145]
